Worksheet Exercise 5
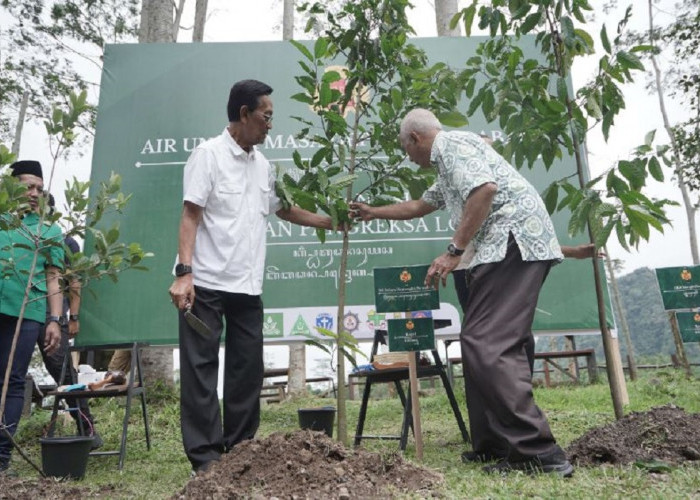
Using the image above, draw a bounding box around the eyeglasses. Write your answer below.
[257,111,273,124]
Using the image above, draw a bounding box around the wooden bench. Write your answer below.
[446,349,598,387]
[535,349,598,386]
[261,368,336,401]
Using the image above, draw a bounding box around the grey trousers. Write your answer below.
[178,286,264,470]
[460,236,558,460]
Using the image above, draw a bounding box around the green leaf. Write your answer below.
[437,111,468,128]
[520,11,541,34]
[617,50,645,71]
[633,459,672,473]
[601,25,611,54]
[542,183,559,214]
[463,4,476,37]
[644,129,656,147]
[648,156,664,182]
[314,37,328,59]
[290,39,313,61]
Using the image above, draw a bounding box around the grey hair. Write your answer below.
[399,108,442,144]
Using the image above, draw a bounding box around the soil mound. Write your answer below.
[567,404,700,466]
[175,430,443,499]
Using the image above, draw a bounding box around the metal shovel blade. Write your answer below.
[184,308,212,337]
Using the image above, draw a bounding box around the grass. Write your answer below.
[11,368,700,499]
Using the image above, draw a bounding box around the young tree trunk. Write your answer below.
[281,0,307,398]
[435,0,461,37]
[138,0,176,386]
[647,0,699,265]
[193,0,208,42]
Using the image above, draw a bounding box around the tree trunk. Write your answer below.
[604,249,638,380]
[11,91,29,156]
[281,0,307,398]
[173,0,186,42]
[138,0,175,386]
[647,0,699,265]
[435,0,461,37]
[139,0,174,43]
[193,0,208,42]
[283,0,294,40]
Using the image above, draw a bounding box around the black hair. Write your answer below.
[227,79,273,122]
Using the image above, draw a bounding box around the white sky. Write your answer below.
[16,0,697,276]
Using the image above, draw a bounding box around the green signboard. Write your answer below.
[654,266,700,310]
[374,265,438,313]
[675,312,700,343]
[387,318,435,352]
[79,38,614,347]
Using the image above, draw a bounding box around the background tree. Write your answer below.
[0,0,140,150]
[645,0,699,264]
[435,0,461,37]
[284,0,465,442]
[452,0,675,417]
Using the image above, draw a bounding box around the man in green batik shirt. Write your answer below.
[0,160,64,476]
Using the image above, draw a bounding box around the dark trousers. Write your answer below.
[0,314,41,460]
[179,286,264,470]
[460,236,557,460]
[38,320,94,433]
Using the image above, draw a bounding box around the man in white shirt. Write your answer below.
[168,79,335,474]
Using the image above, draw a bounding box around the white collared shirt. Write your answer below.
[182,128,282,295]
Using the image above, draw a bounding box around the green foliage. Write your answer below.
[287,0,466,230]
[452,1,673,250]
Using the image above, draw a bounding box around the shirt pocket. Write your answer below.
[217,182,244,215]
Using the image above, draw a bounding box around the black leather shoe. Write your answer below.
[461,450,506,463]
[483,447,574,477]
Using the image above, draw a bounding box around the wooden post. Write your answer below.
[667,311,693,378]
[407,354,423,461]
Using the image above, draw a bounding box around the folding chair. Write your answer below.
[46,342,151,470]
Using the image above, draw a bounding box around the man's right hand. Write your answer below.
[169,274,194,310]
[349,202,374,222]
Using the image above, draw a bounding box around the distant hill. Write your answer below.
[574,267,700,365]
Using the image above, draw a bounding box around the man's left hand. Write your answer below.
[44,322,61,356]
[425,253,461,289]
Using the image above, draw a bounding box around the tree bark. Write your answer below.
[138,0,176,386]
[139,0,174,43]
[283,0,294,41]
[435,0,461,37]
[193,0,208,42]
[647,0,699,265]
[11,91,29,156]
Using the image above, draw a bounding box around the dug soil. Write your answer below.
[567,404,700,466]
[174,430,443,499]
[4,405,700,499]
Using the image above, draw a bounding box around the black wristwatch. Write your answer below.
[69,314,79,321]
[447,243,465,257]
[47,315,62,326]
[175,263,192,277]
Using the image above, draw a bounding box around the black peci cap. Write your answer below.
[10,160,43,179]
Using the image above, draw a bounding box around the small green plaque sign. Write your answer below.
[374,265,438,313]
[654,266,700,310]
[676,311,700,343]
[387,317,435,352]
